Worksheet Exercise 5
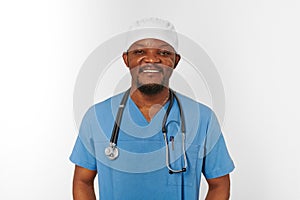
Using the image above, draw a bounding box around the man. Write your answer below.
[70,18,234,200]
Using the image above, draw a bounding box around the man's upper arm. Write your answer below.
[205,174,231,199]
[73,165,97,184]
[72,165,97,200]
[206,174,230,189]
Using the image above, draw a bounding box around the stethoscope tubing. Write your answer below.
[110,89,131,145]
[106,88,187,173]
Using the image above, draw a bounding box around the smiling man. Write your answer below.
[123,38,181,121]
[70,18,235,200]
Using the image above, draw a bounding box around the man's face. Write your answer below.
[122,38,181,95]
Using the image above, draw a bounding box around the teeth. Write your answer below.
[143,69,160,73]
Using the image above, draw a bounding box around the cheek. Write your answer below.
[128,56,143,67]
[163,67,174,77]
[163,57,176,67]
[129,67,139,77]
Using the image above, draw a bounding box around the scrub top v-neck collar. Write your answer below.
[128,95,171,125]
[115,94,180,139]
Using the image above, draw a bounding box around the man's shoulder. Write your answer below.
[95,92,125,106]
[175,91,213,116]
[84,91,126,116]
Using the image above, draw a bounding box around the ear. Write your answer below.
[173,53,181,69]
[122,52,129,68]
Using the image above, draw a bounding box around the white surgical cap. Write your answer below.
[125,17,178,52]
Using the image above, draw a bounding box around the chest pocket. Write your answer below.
[167,144,200,187]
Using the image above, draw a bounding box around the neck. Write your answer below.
[130,87,169,106]
[130,86,170,122]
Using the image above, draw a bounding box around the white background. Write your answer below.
[1,0,299,199]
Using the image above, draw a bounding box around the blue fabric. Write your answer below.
[70,92,235,200]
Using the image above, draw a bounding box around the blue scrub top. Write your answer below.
[70,92,235,200]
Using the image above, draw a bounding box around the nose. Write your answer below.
[143,51,161,63]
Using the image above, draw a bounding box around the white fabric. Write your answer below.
[125,18,178,52]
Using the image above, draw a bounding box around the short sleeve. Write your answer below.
[69,108,97,171]
[70,137,97,170]
[202,111,235,179]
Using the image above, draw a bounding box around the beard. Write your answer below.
[134,64,172,95]
[137,84,165,95]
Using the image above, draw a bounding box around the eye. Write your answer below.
[133,49,144,55]
[158,50,172,56]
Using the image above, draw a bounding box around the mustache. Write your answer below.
[138,64,163,73]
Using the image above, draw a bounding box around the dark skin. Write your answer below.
[72,38,231,200]
[205,174,231,200]
[73,166,97,200]
[122,39,180,121]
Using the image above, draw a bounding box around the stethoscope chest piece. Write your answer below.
[105,143,119,160]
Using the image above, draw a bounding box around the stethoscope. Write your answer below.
[104,88,187,174]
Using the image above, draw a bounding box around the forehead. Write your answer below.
[128,38,175,51]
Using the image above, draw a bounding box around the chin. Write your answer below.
[137,84,165,95]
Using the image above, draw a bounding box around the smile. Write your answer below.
[142,69,161,73]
